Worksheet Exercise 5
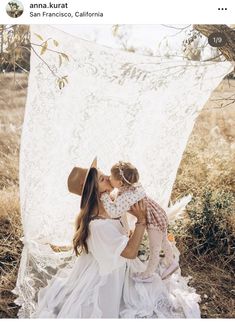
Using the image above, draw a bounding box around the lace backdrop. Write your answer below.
[13,25,233,317]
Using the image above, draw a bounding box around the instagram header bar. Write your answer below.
[1,0,235,23]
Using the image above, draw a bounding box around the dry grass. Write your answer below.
[0,72,234,318]
[0,73,26,318]
[170,78,235,318]
[179,255,234,318]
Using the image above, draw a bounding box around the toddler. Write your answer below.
[100,161,179,282]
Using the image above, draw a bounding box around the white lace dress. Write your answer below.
[31,218,200,318]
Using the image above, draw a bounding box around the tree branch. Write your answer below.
[193,24,235,62]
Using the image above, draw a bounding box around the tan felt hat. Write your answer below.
[67,157,97,197]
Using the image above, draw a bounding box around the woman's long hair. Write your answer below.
[73,168,100,256]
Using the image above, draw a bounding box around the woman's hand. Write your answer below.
[129,199,147,224]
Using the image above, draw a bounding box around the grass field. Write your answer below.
[0,72,234,318]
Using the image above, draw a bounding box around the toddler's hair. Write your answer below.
[111,161,139,186]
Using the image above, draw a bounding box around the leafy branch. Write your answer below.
[0,25,70,90]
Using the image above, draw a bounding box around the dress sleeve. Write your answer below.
[87,220,129,276]
[101,189,144,218]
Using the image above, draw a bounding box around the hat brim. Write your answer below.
[80,156,97,206]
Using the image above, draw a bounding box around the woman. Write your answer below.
[32,158,200,318]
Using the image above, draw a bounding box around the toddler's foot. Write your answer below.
[132,272,155,283]
[161,259,179,280]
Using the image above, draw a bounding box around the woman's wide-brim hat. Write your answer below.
[67,157,97,198]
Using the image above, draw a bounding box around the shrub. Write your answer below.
[172,188,234,266]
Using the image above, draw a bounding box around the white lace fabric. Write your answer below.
[12,25,233,317]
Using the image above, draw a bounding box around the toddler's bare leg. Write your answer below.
[139,228,163,278]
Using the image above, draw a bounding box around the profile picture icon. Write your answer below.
[6,0,24,18]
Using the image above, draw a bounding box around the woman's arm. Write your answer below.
[120,200,147,259]
[120,222,146,259]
